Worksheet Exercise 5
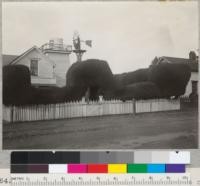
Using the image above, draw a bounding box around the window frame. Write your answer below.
[30,59,39,76]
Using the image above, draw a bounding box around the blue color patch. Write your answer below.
[147,164,165,173]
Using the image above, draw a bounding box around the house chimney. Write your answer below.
[189,51,197,61]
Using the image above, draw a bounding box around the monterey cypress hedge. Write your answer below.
[3,65,32,105]
[29,86,68,104]
[114,82,161,101]
[148,63,191,98]
[3,59,192,106]
[66,59,115,100]
[114,68,149,88]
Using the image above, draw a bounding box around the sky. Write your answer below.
[2,1,198,74]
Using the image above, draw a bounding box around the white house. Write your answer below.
[40,38,72,87]
[153,51,198,97]
[3,38,72,87]
[8,46,57,87]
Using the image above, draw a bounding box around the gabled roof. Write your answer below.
[9,46,54,66]
[2,54,18,66]
[162,56,198,72]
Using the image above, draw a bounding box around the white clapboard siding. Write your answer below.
[3,99,180,122]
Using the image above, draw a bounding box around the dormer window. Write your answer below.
[30,59,38,76]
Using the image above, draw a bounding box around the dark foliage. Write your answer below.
[3,59,192,105]
[66,59,115,100]
[3,65,83,105]
[151,57,159,65]
[29,86,87,105]
[189,51,197,61]
[148,63,191,97]
[114,68,149,89]
[114,82,161,101]
[29,86,67,104]
[65,86,87,102]
[3,65,31,105]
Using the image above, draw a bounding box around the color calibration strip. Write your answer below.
[11,164,186,174]
[11,151,189,174]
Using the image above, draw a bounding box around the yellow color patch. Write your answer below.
[108,164,127,173]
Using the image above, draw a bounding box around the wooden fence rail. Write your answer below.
[3,99,180,123]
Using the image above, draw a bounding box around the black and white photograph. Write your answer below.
[2,1,199,149]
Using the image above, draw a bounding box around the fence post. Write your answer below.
[132,98,136,115]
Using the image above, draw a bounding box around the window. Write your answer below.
[30,59,38,76]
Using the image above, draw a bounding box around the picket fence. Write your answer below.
[135,99,180,113]
[3,99,180,123]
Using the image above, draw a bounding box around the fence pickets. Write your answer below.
[135,99,180,113]
[3,99,180,123]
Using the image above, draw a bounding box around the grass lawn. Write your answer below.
[3,107,198,149]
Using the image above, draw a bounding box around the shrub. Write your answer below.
[30,86,68,104]
[66,59,115,100]
[114,68,149,89]
[3,65,31,105]
[148,63,191,97]
[64,86,87,102]
[29,86,87,104]
[115,82,161,101]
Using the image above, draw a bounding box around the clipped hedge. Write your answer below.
[29,86,67,104]
[3,60,192,106]
[3,65,79,105]
[65,86,87,102]
[114,82,161,101]
[114,68,149,88]
[66,59,115,100]
[3,65,32,105]
[31,86,102,104]
[28,86,87,105]
[148,63,191,97]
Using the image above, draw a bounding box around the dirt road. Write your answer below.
[3,108,198,149]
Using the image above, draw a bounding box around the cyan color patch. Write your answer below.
[147,164,165,173]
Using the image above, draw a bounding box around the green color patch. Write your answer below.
[127,164,147,173]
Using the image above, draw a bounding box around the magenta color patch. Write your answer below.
[68,164,87,173]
